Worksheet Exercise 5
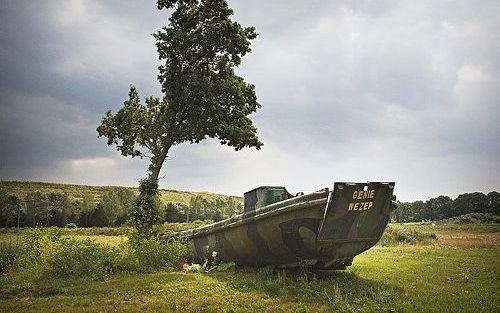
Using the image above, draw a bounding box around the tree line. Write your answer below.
[0,188,243,228]
[392,191,500,222]
[2,187,498,227]
[0,188,135,228]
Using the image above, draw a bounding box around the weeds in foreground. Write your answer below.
[49,238,121,279]
[0,228,190,280]
[0,244,20,274]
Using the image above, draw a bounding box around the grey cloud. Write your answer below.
[0,0,164,180]
[1,0,499,201]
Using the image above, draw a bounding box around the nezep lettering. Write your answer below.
[348,201,374,211]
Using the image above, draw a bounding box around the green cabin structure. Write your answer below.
[244,186,293,213]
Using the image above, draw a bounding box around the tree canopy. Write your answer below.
[97,0,262,181]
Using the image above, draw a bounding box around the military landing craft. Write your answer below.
[164,182,396,270]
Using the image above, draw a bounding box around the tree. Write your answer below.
[486,191,500,215]
[75,194,95,227]
[93,190,135,227]
[410,201,425,221]
[224,197,243,217]
[115,189,135,225]
[0,188,8,226]
[46,192,71,226]
[97,0,262,235]
[0,189,21,227]
[452,192,489,217]
[391,201,410,222]
[424,195,453,220]
[25,190,49,226]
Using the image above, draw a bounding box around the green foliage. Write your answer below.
[0,228,189,280]
[25,190,49,226]
[48,238,120,279]
[0,243,21,274]
[18,228,119,279]
[0,181,244,229]
[392,191,500,222]
[217,261,236,272]
[4,185,498,232]
[159,220,213,232]
[379,225,437,246]
[154,0,262,151]
[423,195,453,220]
[62,226,132,236]
[445,213,500,224]
[46,192,71,227]
[91,190,130,227]
[125,231,190,273]
[97,0,262,182]
[20,228,63,267]
[0,188,21,227]
[74,193,95,227]
[165,195,243,222]
[182,262,206,273]
[131,179,161,237]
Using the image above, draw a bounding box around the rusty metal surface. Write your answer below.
[166,182,395,269]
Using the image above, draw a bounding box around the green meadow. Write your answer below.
[0,224,498,313]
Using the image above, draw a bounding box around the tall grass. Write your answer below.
[49,238,121,279]
[0,228,190,280]
[379,225,437,246]
[0,244,21,274]
[125,232,190,273]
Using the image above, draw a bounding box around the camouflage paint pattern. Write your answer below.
[243,186,293,213]
[165,182,395,269]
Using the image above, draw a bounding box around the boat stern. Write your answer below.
[315,182,395,269]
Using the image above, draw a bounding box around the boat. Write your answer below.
[164,182,396,270]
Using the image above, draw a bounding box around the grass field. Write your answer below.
[0,224,498,312]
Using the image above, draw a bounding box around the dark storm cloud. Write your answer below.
[1,0,499,200]
[0,1,164,182]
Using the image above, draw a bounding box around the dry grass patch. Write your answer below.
[435,231,499,247]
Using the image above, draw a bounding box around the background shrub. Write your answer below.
[48,238,120,279]
[20,228,63,266]
[445,213,500,224]
[379,226,437,246]
[0,243,21,274]
[126,232,190,273]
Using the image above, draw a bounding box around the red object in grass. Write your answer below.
[178,260,189,270]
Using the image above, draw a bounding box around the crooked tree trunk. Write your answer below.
[133,144,171,237]
[149,145,171,181]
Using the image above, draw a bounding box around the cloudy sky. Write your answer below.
[0,0,499,201]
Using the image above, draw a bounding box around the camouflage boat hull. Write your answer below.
[169,182,395,270]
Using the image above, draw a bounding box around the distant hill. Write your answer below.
[0,181,242,205]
